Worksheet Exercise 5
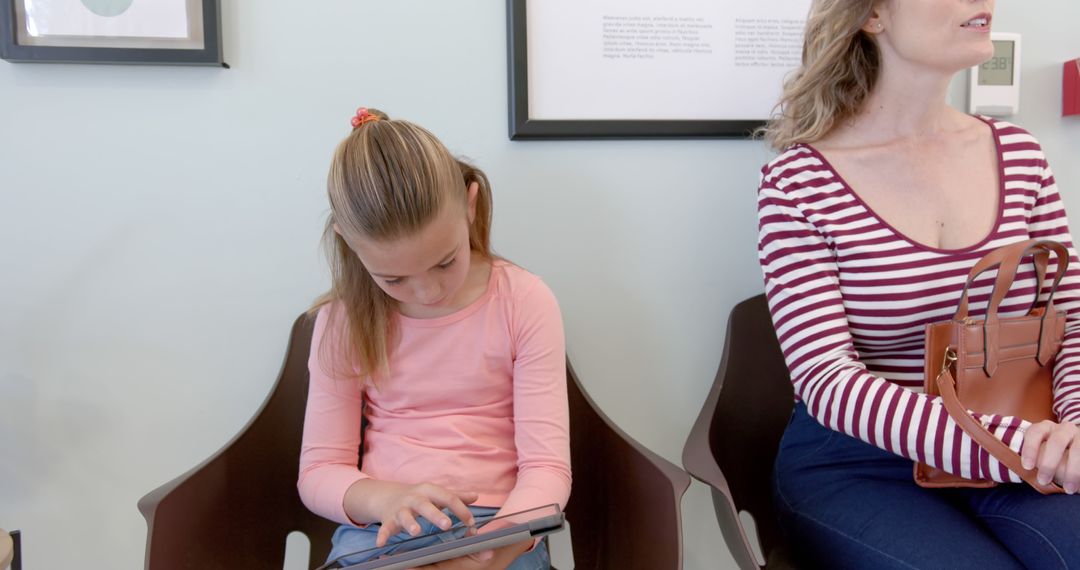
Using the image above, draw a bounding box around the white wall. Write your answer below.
[1,2,1077,568]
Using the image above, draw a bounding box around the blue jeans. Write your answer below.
[774,403,1080,569]
[326,506,550,569]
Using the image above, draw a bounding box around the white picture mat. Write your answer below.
[23,0,189,39]
[14,0,204,49]
[526,0,812,121]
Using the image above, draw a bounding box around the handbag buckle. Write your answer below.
[938,348,958,380]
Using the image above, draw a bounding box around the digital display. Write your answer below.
[979,41,1015,86]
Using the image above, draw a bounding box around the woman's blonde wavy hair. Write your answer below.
[762,0,882,150]
[312,109,493,383]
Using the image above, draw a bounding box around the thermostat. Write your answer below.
[968,33,1022,117]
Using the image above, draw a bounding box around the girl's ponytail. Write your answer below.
[459,159,493,257]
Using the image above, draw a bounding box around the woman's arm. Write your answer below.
[1027,148,1080,423]
[758,159,1027,483]
[1018,133,1080,491]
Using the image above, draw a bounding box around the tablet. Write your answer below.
[317,504,565,570]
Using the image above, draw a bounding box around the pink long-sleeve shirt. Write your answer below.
[757,118,1080,483]
[298,260,572,526]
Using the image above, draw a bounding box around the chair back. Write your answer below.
[139,313,337,569]
[565,362,690,569]
[683,294,795,569]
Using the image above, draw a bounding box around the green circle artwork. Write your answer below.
[81,0,135,18]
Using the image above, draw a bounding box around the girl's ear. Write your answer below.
[333,223,342,235]
[466,181,479,224]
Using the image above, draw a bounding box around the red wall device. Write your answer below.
[1066,58,1080,117]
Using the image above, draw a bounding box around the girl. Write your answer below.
[299,108,570,570]
[757,1,1080,567]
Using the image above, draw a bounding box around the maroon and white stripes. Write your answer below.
[757,118,1080,483]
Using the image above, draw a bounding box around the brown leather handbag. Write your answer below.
[915,239,1067,494]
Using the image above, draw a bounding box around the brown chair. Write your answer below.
[1,529,20,570]
[564,360,690,570]
[138,313,338,569]
[139,312,690,569]
[682,294,797,569]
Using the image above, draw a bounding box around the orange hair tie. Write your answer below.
[350,107,380,129]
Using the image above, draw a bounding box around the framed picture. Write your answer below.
[1,0,225,66]
[507,0,812,139]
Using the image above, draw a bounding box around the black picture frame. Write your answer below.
[506,0,763,140]
[0,0,226,67]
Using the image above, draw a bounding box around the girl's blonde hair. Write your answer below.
[762,0,881,150]
[312,109,493,382]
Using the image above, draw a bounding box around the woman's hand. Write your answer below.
[343,480,479,546]
[412,539,533,570]
[1021,420,1080,493]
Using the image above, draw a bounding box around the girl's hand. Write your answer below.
[343,480,479,547]
[412,539,533,570]
[1020,420,1080,493]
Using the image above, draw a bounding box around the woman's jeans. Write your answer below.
[325,506,550,569]
[774,403,1080,569]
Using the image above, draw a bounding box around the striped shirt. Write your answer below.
[757,117,1080,483]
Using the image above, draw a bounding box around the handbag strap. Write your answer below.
[953,239,1069,374]
[954,239,1067,320]
[936,365,1063,494]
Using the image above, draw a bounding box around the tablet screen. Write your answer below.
[318,504,564,570]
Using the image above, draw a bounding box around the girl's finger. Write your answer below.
[415,501,453,531]
[411,485,478,528]
[396,508,423,537]
[467,549,495,563]
[376,519,400,548]
[455,490,480,505]
[439,492,477,528]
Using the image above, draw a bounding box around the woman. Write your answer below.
[757,1,1080,567]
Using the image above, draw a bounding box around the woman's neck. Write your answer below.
[830,55,966,147]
